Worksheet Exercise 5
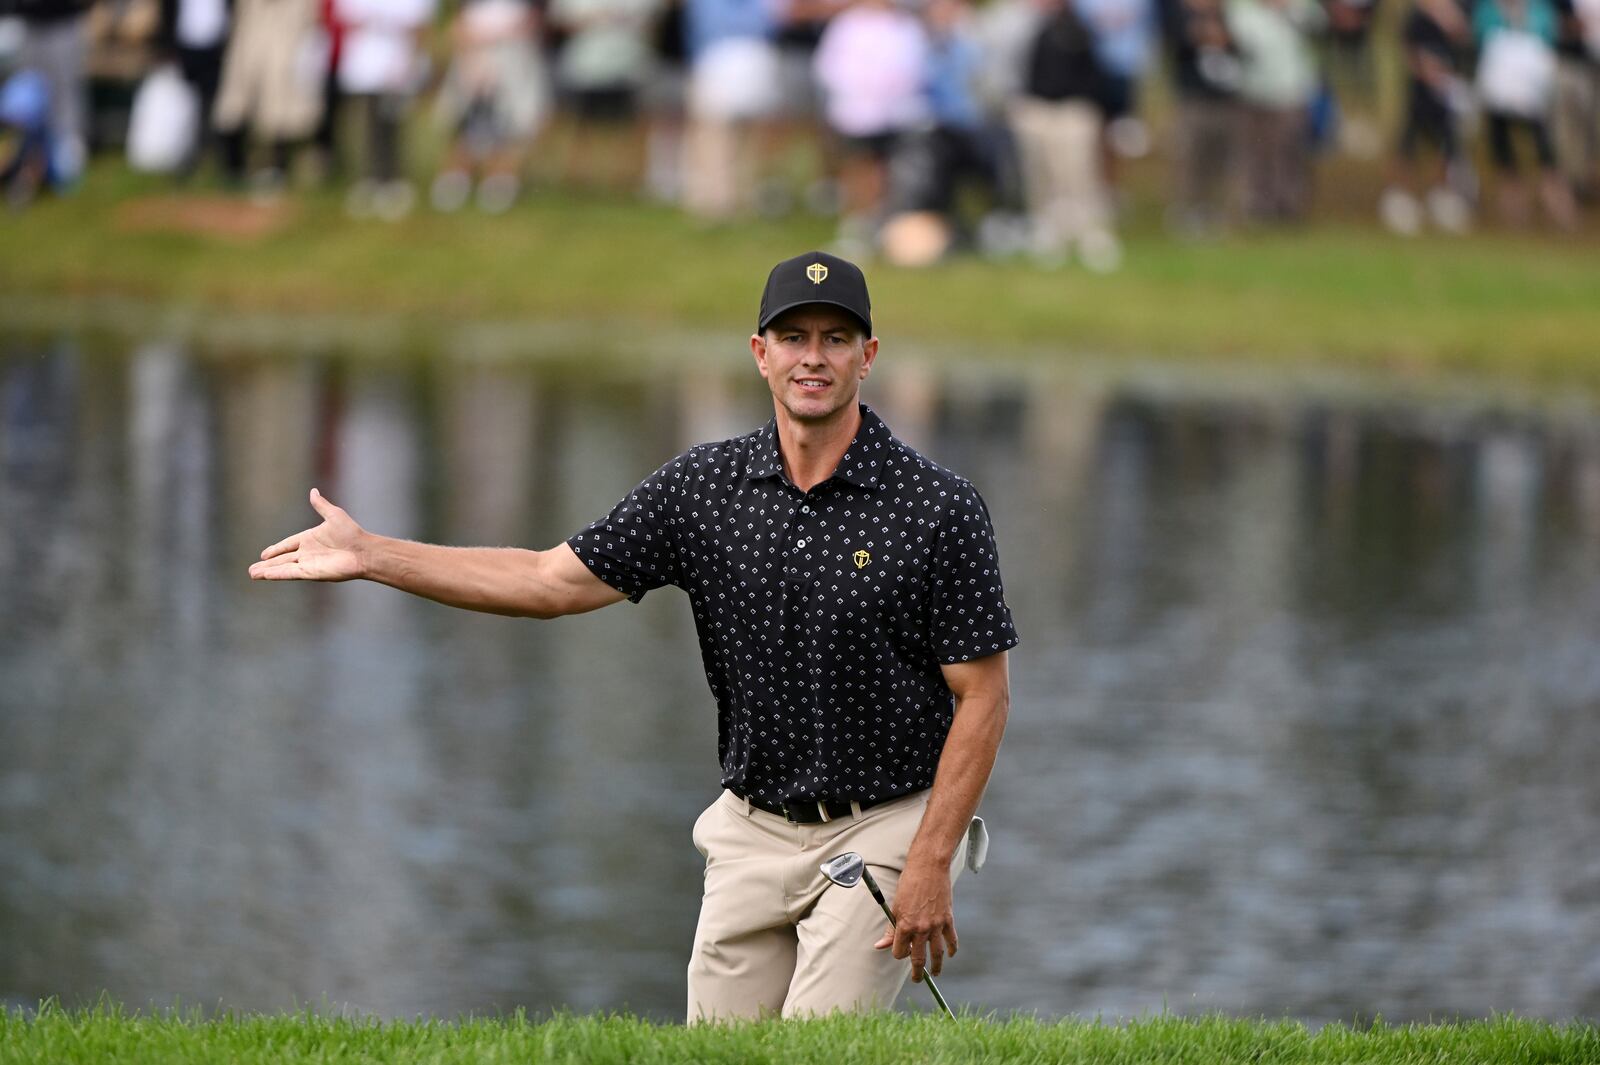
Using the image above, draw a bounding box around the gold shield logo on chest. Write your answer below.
[852,550,870,570]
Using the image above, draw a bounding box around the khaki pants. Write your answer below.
[1554,59,1600,188]
[685,789,966,1022]
[1007,97,1109,254]
[681,114,745,219]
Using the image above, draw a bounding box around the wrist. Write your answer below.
[906,842,956,872]
[351,530,387,582]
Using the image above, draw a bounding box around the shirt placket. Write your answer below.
[780,485,826,782]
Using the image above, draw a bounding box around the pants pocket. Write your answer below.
[691,791,723,859]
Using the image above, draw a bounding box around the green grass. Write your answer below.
[4,159,1600,391]
[3,1004,1598,1064]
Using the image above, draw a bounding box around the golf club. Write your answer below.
[819,851,955,1018]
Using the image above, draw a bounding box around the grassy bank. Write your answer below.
[3,1005,1597,1065]
[3,162,1600,390]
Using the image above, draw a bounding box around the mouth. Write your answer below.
[794,376,832,392]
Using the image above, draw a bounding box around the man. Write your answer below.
[12,0,95,185]
[249,252,1018,1021]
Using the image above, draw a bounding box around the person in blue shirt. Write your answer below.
[0,69,55,206]
[680,0,784,218]
[1074,0,1156,187]
[883,0,1017,255]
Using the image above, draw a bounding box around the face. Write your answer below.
[750,307,879,426]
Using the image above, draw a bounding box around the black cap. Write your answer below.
[757,251,873,336]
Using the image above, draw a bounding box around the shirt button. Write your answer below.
[802,505,812,514]
[797,539,808,548]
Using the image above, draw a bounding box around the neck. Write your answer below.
[775,402,862,492]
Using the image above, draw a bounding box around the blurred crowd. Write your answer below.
[1,0,1598,269]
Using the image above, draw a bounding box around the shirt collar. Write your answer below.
[745,404,890,491]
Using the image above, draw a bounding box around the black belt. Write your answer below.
[739,792,892,824]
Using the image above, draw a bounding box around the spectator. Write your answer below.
[1073,0,1155,189]
[548,0,659,192]
[1321,0,1380,156]
[213,0,326,196]
[1010,0,1120,269]
[1226,0,1324,223]
[1554,0,1600,201]
[1473,0,1577,227]
[431,0,547,214]
[309,0,344,181]
[158,0,242,181]
[0,66,54,204]
[755,0,832,214]
[334,0,434,219]
[86,0,164,150]
[1380,0,1472,234]
[812,0,930,251]
[679,0,782,219]
[641,0,686,204]
[881,0,1014,256]
[16,0,95,184]
[875,0,986,263]
[1159,0,1242,235]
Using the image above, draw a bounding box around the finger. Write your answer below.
[249,553,301,579]
[260,532,306,560]
[908,932,928,983]
[946,921,959,957]
[928,935,946,977]
[874,924,894,951]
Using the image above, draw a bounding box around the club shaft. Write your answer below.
[861,870,955,1019]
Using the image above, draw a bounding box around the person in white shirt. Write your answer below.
[334,0,436,218]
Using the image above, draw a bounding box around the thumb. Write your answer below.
[309,487,341,520]
[874,924,894,951]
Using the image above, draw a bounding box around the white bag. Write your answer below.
[1475,28,1556,119]
[127,64,198,173]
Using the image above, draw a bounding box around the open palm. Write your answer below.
[249,489,366,582]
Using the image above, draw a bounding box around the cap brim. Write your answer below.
[757,299,872,336]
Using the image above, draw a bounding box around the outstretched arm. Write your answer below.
[248,488,627,619]
[875,651,1010,982]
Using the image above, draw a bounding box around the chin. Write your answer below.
[784,394,847,421]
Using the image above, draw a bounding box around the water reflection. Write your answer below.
[2,336,1599,1023]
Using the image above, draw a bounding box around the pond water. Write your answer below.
[3,332,1600,1024]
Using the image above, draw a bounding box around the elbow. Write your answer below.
[991,686,1011,735]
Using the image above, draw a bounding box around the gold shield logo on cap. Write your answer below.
[853,550,870,569]
[806,262,829,285]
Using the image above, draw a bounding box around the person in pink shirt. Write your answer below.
[812,0,930,249]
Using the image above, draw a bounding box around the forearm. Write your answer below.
[908,686,1008,868]
[358,535,571,618]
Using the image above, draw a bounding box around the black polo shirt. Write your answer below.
[567,404,1018,806]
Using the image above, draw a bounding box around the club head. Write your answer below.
[820,851,865,889]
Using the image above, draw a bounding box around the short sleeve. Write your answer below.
[929,480,1020,663]
[566,456,686,603]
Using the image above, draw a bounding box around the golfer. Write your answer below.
[249,251,1018,1020]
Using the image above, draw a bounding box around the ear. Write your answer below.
[860,336,879,379]
[750,333,770,379]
